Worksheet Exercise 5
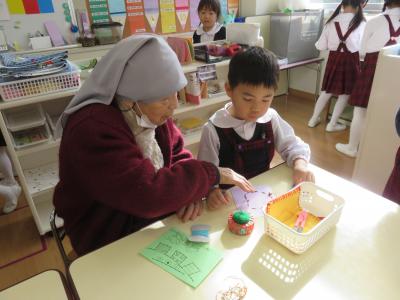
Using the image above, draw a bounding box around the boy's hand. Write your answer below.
[176,200,203,222]
[206,188,231,210]
[293,158,315,185]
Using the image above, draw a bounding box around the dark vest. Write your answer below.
[214,121,275,184]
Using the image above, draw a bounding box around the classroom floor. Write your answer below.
[0,94,355,291]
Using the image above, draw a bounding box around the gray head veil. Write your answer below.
[56,34,187,137]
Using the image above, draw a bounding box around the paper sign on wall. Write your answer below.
[126,0,146,33]
[109,0,126,14]
[189,0,200,30]
[37,0,54,13]
[220,0,228,17]
[88,0,110,23]
[175,0,189,31]
[0,0,10,20]
[6,0,24,14]
[143,0,159,32]
[160,0,176,34]
[227,0,238,17]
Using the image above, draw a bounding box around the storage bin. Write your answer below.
[0,62,80,102]
[92,22,122,45]
[269,10,324,63]
[264,182,344,254]
[4,104,51,149]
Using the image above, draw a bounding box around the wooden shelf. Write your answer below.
[24,162,58,196]
[174,94,229,115]
[0,89,77,111]
[16,140,60,157]
[181,59,230,74]
[183,130,202,147]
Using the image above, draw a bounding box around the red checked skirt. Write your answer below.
[321,51,360,95]
[349,52,379,108]
[383,147,400,205]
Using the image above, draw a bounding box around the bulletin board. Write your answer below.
[0,0,77,50]
[119,0,239,36]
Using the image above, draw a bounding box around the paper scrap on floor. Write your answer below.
[140,228,223,288]
[230,185,274,217]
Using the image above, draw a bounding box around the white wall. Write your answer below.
[240,0,279,17]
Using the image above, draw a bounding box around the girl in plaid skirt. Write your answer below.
[309,0,366,132]
[337,0,400,157]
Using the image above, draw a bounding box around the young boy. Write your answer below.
[198,47,314,209]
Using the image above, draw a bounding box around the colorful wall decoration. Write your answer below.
[6,0,54,15]
[87,0,111,23]
[118,0,239,36]
[125,0,146,34]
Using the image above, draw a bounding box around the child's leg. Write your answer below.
[326,94,349,132]
[308,91,332,127]
[0,147,21,213]
[335,107,366,158]
[0,147,16,185]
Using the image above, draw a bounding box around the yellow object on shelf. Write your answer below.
[179,117,204,132]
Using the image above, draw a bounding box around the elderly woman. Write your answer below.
[54,35,253,256]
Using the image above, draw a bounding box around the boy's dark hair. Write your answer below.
[198,0,221,18]
[326,0,366,29]
[228,47,280,90]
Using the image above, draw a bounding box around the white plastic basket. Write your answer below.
[264,182,345,254]
[0,65,80,101]
[4,104,52,149]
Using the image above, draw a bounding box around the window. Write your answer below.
[310,0,384,13]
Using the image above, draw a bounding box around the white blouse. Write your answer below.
[315,12,366,53]
[360,8,400,57]
[196,22,223,43]
[197,103,311,167]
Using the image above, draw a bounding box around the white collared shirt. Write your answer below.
[315,13,366,53]
[197,103,311,167]
[360,8,400,57]
[196,22,223,43]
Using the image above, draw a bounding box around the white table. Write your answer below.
[0,270,69,300]
[69,164,400,300]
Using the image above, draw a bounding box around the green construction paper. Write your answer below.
[140,228,223,288]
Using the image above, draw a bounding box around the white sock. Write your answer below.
[348,107,367,150]
[0,147,16,186]
[329,95,349,125]
[1,184,21,214]
[310,91,332,121]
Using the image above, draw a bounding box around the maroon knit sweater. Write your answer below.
[54,104,219,255]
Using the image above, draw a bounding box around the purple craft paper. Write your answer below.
[230,185,274,217]
[190,0,200,30]
[44,20,65,47]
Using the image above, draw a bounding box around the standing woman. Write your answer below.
[54,35,253,256]
[308,0,366,132]
[337,0,400,157]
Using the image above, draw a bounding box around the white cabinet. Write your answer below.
[352,44,400,194]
